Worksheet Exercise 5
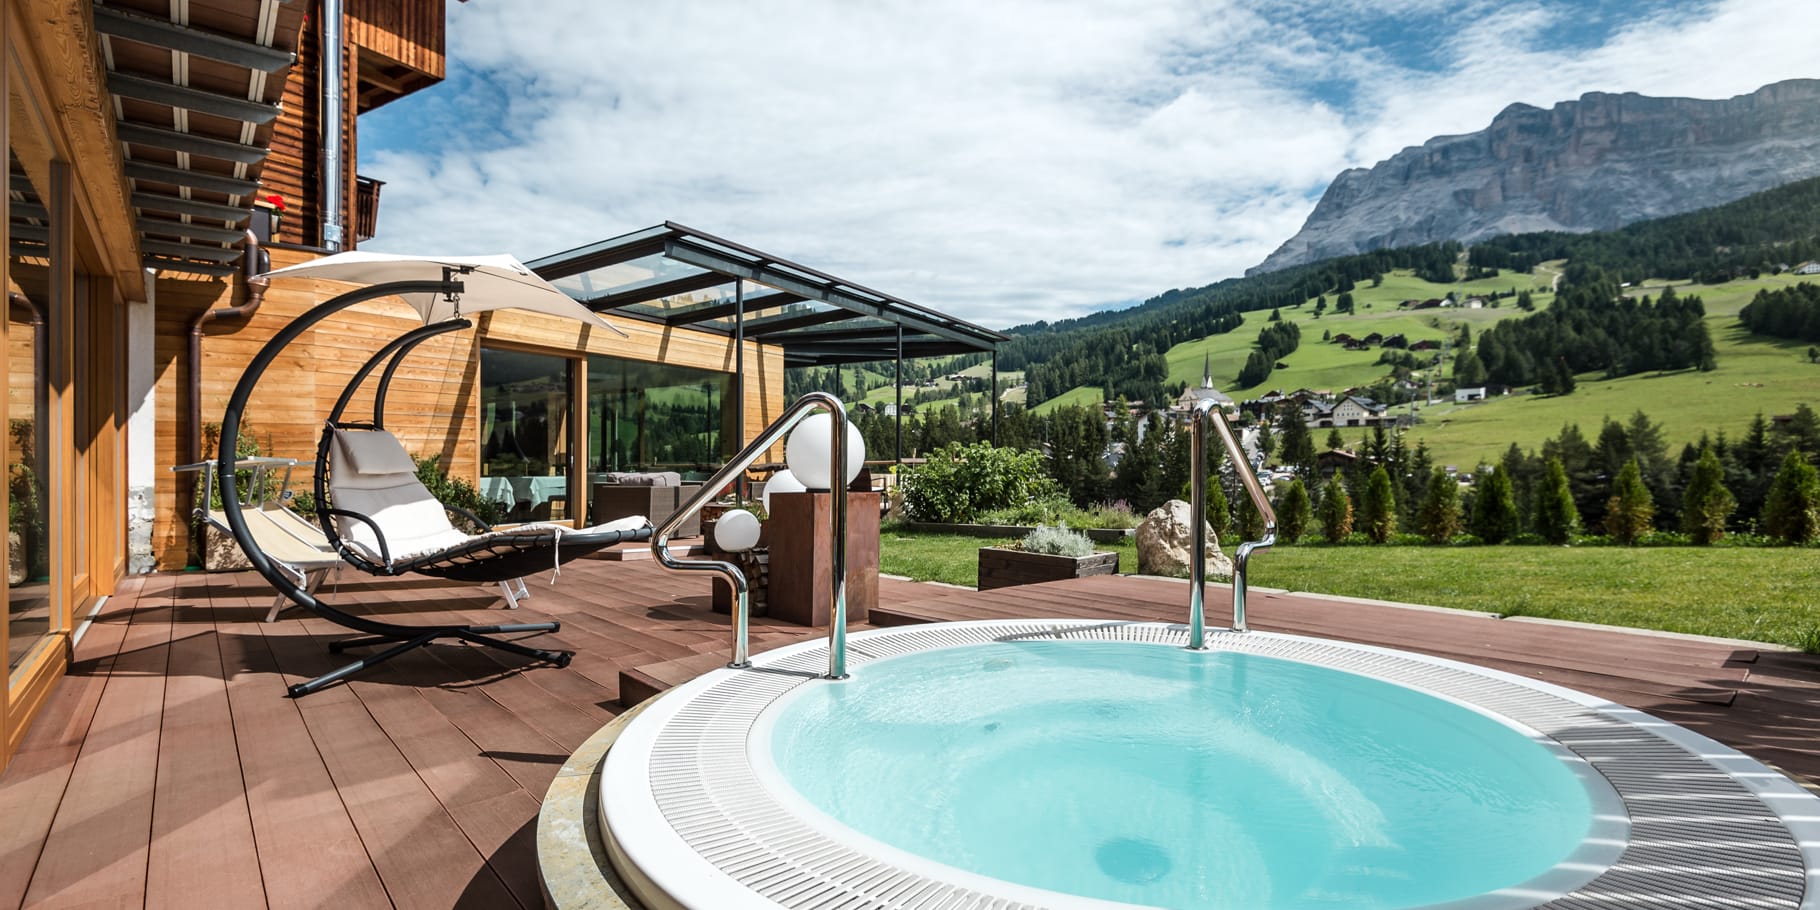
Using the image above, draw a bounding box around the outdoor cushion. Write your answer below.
[597,470,682,487]
[337,427,420,476]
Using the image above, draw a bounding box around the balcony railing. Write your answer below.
[355,175,385,243]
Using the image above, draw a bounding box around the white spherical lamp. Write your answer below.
[715,508,762,553]
[785,412,866,490]
[761,468,806,513]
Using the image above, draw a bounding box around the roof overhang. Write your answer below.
[91,0,305,278]
[525,222,1003,368]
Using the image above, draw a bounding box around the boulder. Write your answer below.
[1135,499,1233,578]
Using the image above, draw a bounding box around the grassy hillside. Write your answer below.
[1040,267,1557,411]
[1406,272,1820,467]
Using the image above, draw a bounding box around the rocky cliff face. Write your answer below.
[1249,79,1820,275]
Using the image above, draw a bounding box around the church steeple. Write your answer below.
[1202,354,1212,389]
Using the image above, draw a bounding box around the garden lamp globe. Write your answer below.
[785,412,865,490]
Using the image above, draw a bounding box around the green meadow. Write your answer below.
[1026,266,1820,468]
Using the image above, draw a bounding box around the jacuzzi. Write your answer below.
[594,621,1820,910]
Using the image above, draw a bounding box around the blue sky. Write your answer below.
[361,0,1814,328]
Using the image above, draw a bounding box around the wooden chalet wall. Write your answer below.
[150,248,786,569]
[266,0,444,248]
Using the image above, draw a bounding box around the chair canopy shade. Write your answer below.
[261,252,623,334]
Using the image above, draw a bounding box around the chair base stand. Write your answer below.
[289,621,571,698]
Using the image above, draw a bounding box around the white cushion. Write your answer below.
[336,429,419,477]
[330,430,455,560]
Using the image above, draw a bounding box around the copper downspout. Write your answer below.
[182,230,271,543]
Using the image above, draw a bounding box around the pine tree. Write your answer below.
[1234,488,1266,542]
[1325,428,1345,451]
[1534,456,1580,545]
[1360,465,1397,543]
[1470,468,1518,544]
[1277,408,1316,479]
[1681,448,1736,545]
[1201,473,1232,543]
[1604,458,1654,545]
[1278,478,1311,543]
[1415,468,1461,543]
[1318,476,1353,543]
[1761,449,1820,544]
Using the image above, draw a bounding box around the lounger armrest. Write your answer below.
[323,507,392,565]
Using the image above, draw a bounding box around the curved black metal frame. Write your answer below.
[216,277,614,697]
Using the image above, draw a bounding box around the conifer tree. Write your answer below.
[1534,456,1580,544]
[1360,465,1397,543]
[1415,467,1461,544]
[1318,476,1353,543]
[1681,447,1736,545]
[1604,458,1654,545]
[1326,428,1345,451]
[1762,449,1820,544]
[1202,473,1232,543]
[1469,468,1518,544]
[1277,478,1311,543]
[1235,487,1266,542]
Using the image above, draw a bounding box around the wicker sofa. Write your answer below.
[591,471,701,537]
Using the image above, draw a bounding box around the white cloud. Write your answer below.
[363,0,1820,330]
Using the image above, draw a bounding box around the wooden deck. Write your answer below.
[1,560,1815,909]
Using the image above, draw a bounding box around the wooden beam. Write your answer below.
[95,5,296,72]
[115,122,268,165]
[124,160,259,196]
[131,192,250,223]
[107,72,280,124]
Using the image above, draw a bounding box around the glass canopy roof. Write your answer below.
[525,222,1004,367]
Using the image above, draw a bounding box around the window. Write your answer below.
[479,348,572,523]
[584,354,734,474]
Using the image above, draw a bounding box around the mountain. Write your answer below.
[1249,79,1820,276]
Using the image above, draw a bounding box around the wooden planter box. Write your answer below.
[977,547,1118,590]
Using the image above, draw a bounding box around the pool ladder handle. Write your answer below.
[1187,398,1277,649]
[650,392,851,681]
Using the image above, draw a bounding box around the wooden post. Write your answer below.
[766,490,879,627]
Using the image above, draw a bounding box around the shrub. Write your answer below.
[1019,523,1097,558]
[1276,478,1311,543]
[1360,465,1397,543]
[1470,467,1519,545]
[977,497,1138,529]
[1604,458,1654,545]
[1762,449,1820,544]
[1533,457,1579,545]
[1317,476,1352,543]
[1415,468,1461,544]
[1681,447,1736,545]
[413,454,505,528]
[900,442,1061,524]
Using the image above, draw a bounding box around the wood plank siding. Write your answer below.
[151,248,787,569]
[349,0,445,111]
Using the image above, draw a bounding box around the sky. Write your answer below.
[361,0,1820,330]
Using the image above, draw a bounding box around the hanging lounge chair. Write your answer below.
[213,253,652,697]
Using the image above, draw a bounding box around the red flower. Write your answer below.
[263,194,286,212]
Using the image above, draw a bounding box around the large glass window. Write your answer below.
[585,354,734,477]
[479,348,572,523]
[7,149,52,671]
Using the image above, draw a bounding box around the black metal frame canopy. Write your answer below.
[524,222,1006,368]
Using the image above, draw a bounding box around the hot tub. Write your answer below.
[595,621,1819,910]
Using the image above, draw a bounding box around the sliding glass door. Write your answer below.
[479,348,573,523]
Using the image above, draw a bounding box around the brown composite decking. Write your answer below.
[0,559,1814,909]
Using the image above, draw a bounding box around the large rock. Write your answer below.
[1250,78,1820,275]
[1135,500,1233,578]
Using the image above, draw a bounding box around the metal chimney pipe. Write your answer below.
[319,0,346,250]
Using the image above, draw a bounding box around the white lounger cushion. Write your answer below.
[330,429,652,566]
[330,429,461,561]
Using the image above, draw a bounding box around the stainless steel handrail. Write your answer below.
[1188,399,1277,647]
[651,392,851,679]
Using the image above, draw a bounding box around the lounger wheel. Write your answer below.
[554,652,574,669]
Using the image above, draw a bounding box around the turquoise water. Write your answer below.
[767,641,1595,909]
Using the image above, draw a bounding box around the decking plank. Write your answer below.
[143,600,265,910]
[0,581,141,909]
[20,587,174,909]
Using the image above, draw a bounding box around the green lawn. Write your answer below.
[1406,273,1820,467]
[879,530,1820,649]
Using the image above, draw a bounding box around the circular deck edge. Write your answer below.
[585,622,1820,910]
